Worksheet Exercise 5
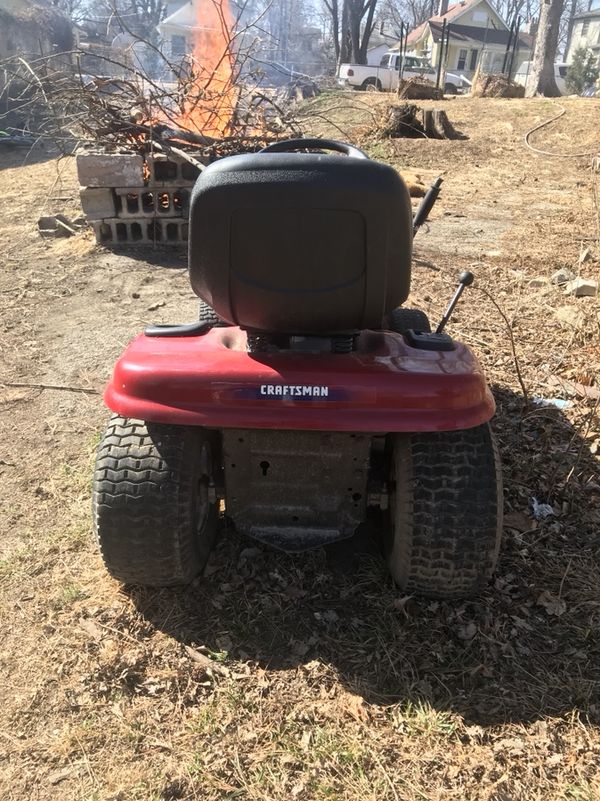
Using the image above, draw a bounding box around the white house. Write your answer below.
[158,1,195,60]
[402,0,533,79]
[567,0,600,66]
[366,32,400,65]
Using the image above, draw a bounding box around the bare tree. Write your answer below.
[495,0,538,25]
[53,0,94,25]
[348,0,379,63]
[381,0,433,30]
[323,0,342,61]
[95,0,166,42]
[322,0,380,65]
[525,0,565,95]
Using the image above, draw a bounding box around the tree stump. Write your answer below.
[369,103,466,140]
[397,77,444,100]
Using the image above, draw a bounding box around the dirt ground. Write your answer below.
[0,96,599,801]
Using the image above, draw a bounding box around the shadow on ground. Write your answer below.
[127,385,600,727]
[0,143,62,170]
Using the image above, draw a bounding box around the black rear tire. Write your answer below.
[387,424,503,599]
[198,299,229,327]
[388,308,431,333]
[444,82,458,95]
[93,416,218,586]
[362,78,382,92]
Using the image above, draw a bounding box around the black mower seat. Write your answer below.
[188,148,413,335]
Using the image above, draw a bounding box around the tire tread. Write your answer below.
[92,416,216,586]
[389,424,503,598]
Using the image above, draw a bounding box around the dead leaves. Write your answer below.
[536,590,567,617]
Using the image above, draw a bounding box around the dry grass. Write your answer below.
[0,95,599,800]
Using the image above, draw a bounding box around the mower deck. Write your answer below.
[105,327,494,432]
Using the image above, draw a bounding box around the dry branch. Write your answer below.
[0,20,309,162]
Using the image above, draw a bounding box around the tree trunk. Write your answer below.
[357,0,377,63]
[525,0,565,96]
[324,0,340,63]
[348,1,362,63]
[339,0,350,65]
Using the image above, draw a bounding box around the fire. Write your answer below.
[175,0,237,137]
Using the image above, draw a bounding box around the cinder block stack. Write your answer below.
[77,152,203,246]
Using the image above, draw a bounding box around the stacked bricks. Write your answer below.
[77,152,203,246]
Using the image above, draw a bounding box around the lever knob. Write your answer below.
[459,270,475,286]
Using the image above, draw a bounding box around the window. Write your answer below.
[558,65,567,78]
[379,54,390,67]
[581,20,590,35]
[171,35,187,56]
[469,49,479,70]
[472,10,488,22]
[457,49,468,70]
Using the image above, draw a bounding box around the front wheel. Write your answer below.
[388,308,431,333]
[386,424,503,599]
[93,416,219,586]
[362,78,382,92]
[444,82,458,95]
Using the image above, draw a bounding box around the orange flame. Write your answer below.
[175,0,237,137]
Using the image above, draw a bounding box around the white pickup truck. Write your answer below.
[337,52,466,95]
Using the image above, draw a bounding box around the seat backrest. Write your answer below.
[188,151,413,334]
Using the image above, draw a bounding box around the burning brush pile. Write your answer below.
[0,0,307,246]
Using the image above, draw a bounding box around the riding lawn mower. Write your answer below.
[92,138,503,600]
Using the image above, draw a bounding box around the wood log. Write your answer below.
[432,109,463,139]
[421,109,435,137]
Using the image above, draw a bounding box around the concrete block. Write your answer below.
[146,153,203,186]
[564,277,598,297]
[79,188,116,220]
[92,217,188,246]
[114,187,190,218]
[76,153,144,188]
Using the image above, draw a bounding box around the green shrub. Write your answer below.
[566,47,599,94]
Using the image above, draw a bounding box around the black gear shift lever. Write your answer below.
[436,271,474,334]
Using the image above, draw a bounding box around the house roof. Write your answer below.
[406,0,509,46]
[573,7,600,18]
[407,0,485,45]
[429,20,532,47]
[159,1,195,30]
[367,32,398,49]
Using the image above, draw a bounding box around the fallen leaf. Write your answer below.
[503,510,533,532]
[392,595,413,614]
[548,375,600,400]
[299,729,312,750]
[458,622,478,641]
[536,590,567,617]
[79,618,103,641]
[48,767,76,786]
[344,692,369,723]
[493,737,526,754]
